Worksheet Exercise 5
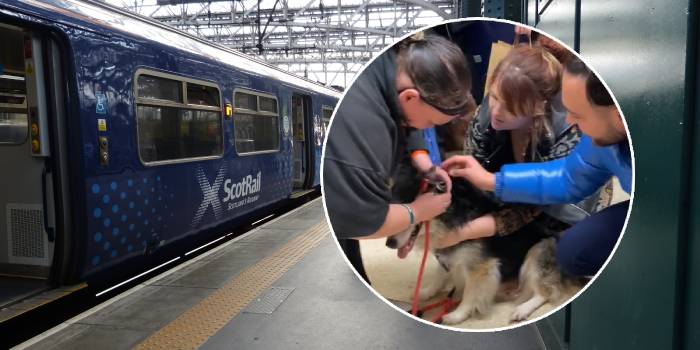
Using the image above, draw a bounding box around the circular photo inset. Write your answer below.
[321,18,633,331]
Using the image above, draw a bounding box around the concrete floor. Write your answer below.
[15,199,547,350]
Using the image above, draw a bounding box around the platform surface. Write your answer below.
[16,199,547,350]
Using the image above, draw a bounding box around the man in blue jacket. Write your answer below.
[442,57,631,277]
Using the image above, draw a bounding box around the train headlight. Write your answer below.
[225,103,232,119]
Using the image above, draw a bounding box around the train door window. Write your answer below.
[321,106,333,136]
[0,27,28,145]
[0,75,28,144]
[135,70,223,165]
[291,94,308,188]
[233,89,280,155]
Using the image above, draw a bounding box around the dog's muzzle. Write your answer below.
[386,223,423,259]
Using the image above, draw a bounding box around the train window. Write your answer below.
[235,92,257,111]
[135,70,223,165]
[259,96,278,114]
[233,89,280,155]
[234,114,279,154]
[187,83,220,107]
[137,106,223,163]
[137,75,183,103]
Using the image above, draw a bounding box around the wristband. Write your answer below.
[411,150,428,159]
[400,204,415,225]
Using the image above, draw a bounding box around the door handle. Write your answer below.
[41,165,55,242]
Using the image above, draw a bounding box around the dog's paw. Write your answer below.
[441,310,468,325]
[510,305,532,323]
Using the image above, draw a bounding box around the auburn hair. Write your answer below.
[490,46,562,118]
[490,46,563,157]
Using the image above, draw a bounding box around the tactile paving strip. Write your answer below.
[134,222,328,350]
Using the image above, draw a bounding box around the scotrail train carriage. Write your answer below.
[0,0,339,306]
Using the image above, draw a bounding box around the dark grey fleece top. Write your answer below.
[323,49,425,239]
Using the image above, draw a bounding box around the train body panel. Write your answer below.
[0,0,338,283]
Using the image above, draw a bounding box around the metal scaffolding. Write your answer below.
[105,0,457,88]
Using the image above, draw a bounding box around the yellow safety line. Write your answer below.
[134,222,329,350]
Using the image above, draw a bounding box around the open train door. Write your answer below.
[0,25,68,309]
[291,93,313,191]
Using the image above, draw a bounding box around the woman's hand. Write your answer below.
[435,214,497,249]
[442,155,496,191]
[410,191,451,223]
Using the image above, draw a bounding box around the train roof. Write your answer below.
[10,0,342,98]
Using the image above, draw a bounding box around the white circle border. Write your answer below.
[319,16,636,334]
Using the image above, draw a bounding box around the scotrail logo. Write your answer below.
[192,163,228,228]
[223,172,261,203]
[192,165,262,228]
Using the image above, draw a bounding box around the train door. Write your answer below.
[0,25,60,306]
[291,93,311,189]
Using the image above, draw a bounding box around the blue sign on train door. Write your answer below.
[96,93,107,115]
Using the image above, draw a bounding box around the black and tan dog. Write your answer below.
[386,165,585,325]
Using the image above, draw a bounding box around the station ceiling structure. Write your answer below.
[104,0,478,88]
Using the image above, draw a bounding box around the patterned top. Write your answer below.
[463,96,582,236]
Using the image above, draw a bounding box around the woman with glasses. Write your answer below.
[323,32,473,281]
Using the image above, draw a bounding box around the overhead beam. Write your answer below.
[267,58,362,64]
[238,43,388,51]
[399,0,452,19]
[156,0,229,4]
[151,2,453,22]
[282,21,394,36]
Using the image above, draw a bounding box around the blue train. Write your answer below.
[0,0,339,305]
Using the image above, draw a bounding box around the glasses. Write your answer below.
[398,87,469,118]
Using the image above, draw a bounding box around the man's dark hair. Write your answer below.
[395,32,473,113]
[564,57,614,106]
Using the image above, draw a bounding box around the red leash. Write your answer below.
[411,219,430,316]
[411,179,455,322]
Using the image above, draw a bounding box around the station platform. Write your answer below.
[16,199,547,349]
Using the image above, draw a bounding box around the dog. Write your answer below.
[386,165,585,325]
[510,235,587,321]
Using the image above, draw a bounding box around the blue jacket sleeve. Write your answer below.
[494,136,613,205]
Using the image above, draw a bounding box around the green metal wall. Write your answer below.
[681,1,699,348]
[573,1,691,348]
[516,0,696,348]
[535,0,577,50]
